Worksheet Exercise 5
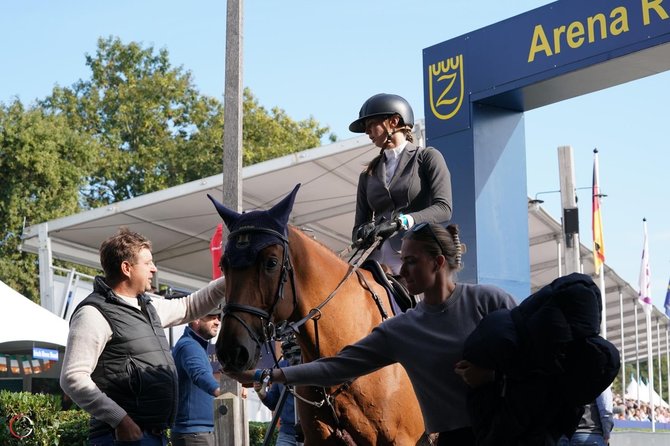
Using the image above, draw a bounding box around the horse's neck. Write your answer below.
[288,228,383,358]
[287,228,352,302]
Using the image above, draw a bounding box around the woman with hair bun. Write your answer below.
[230,223,516,445]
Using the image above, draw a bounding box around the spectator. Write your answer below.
[254,363,297,446]
[60,228,225,446]
[171,306,224,446]
[559,387,613,446]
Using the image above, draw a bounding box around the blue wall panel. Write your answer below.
[423,0,670,299]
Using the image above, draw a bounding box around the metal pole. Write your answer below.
[599,269,607,338]
[592,148,607,338]
[644,305,655,431]
[656,318,662,403]
[217,1,247,445]
[634,300,640,405]
[222,0,243,211]
[557,146,580,275]
[37,223,54,312]
[619,289,625,396]
[666,325,669,409]
[556,238,562,278]
[60,268,76,318]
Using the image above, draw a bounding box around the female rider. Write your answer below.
[349,93,452,274]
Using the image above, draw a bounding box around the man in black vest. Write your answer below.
[60,228,226,446]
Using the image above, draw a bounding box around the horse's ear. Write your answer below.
[207,194,241,230]
[269,184,301,226]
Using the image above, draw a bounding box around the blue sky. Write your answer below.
[1,0,668,311]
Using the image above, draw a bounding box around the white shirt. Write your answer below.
[383,141,408,186]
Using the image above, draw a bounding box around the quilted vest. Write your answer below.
[72,277,178,436]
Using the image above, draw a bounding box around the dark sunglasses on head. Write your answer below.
[412,222,446,255]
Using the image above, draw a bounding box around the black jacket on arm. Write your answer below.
[462,273,620,446]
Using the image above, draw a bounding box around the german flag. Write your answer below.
[592,149,605,274]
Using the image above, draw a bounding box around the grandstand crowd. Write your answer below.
[613,393,670,423]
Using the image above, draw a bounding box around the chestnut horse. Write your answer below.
[209,185,425,445]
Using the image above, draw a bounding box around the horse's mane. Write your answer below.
[287,225,349,265]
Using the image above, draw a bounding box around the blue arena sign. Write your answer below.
[421,0,670,298]
[424,0,670,137]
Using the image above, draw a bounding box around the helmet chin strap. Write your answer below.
[383,126,405,149]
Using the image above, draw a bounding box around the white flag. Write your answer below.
[638,218,651,307]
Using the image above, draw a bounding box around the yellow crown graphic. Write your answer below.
[428,54,465,121]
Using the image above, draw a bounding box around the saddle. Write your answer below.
[361,260,417,315]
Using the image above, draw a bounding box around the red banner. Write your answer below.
[210,223,223,279]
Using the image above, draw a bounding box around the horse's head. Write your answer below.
[208,184,300,372]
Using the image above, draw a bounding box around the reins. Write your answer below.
[283,236,385,337]
[278,235,388,445]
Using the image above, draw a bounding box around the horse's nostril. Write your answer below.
[219,345,251,372]
[233,346,249,367]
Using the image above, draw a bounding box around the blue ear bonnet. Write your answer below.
[222,210,289,268]
[208,184,300,268]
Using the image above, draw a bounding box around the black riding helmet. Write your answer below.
[348,93,414,133]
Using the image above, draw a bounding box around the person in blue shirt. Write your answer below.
[254,340,302,446]
[255,359,297,446]
[171,306,222,446]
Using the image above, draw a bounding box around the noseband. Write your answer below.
[222,227,297,351]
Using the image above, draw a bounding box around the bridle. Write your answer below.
[222,226,389,444]
[222,226,387,361]
[221,227,297,354]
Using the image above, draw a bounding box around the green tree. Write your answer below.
[42,36,332,207]
[2,36,333,300]
[242,90,333,165]
[0,100,99,301]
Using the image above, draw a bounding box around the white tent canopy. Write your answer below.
[0,280,69,348]
[625,376,670,407]
[19,125,669,362]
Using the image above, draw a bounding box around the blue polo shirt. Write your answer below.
[262,360,296,437]
[172,326,219,433]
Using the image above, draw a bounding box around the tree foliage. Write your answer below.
[42,36,332,207]
[242,90,332,165]
[0,100,99,300]
[1,36,332,300]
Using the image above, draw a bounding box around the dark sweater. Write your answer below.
[282,283,516,433]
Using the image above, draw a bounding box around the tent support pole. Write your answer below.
[38,223,54,312]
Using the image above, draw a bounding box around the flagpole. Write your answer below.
[657,318,663,403]
[619,289,626,397]
[645,304,655,431]
[666,326,669,409]
[592,149,607,338]
[634,300,640,405]
[639,218,655,431]
[599,269,606,338]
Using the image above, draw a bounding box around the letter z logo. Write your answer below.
[428,54,464,121]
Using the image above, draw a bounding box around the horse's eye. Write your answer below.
[265,257,279,270]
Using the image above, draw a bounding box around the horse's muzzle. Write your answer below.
[217,342,257,372]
